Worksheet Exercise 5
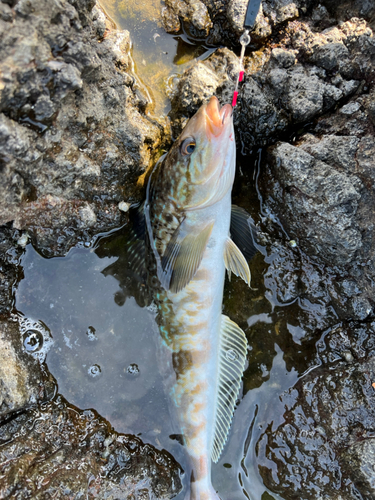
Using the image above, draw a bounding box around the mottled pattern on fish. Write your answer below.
[144,97,251,500]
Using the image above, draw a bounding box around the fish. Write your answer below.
[130,96,257,499]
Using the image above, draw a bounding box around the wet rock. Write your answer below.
[0,316,55,419]
[0,226,24,314]
[257,321,375,499]
[162,0,310,46]
[0,395,182,499]
[265,141,363,267]
[170,18,372,152]
[162,0,213,37]
[164,0,375,46]
[0,0,162,258]
[259,88,375,321]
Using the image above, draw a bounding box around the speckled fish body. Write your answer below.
[144,97,250,500]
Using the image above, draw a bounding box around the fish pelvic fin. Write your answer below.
[211,315,248,463]
[224,237,251,286]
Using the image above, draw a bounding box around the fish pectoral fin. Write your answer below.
[224,237,251,286]
[211,315,248,463]
[160,220,214,294]
[230,205,258,262]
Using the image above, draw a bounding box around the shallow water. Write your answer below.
[15,152,330,499]
[101,0,215,116]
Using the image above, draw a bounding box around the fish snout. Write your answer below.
[206,97,232,137]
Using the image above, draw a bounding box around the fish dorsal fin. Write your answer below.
[230,205,258,262]
[127,203,148,279]
[211,315,248,463]
[129,202,146,241]
[224,237,251,285]
[160,219,214,294]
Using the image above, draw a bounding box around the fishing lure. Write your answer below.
[231,0,262,107]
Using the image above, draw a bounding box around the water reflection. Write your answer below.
[100,0,215,116]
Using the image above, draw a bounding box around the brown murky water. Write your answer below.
[100,0,214,116]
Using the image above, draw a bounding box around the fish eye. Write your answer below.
[180,137,196,156]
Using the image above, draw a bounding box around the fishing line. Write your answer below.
[231,0,262,108]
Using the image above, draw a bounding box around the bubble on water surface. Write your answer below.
[146,302,158,314]
[86,326,97,341]
[18,315,54,362]
[88,364,101,377]
[23,330,43,352]
[126,364,140,375]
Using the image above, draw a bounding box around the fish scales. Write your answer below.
[142,96,253,500]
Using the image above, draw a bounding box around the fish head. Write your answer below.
[164,96,236,210]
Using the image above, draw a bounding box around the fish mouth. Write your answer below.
[206,96,232,137]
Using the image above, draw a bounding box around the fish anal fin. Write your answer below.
[224,237,251,286]
[160,220,214,294]
[211,315,248,463]
[230,205,258,262]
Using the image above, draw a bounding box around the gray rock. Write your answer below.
[0,226,26,315]
[310,42,350,71]
[344,438,375,498]
[0,396,182,499]
[170,18,373,151]
[0,317,56,419]
[265,141,363,267]
[162,0,212,38]
[0,0,162,258]
[257,322,375,499]
[271,47,297,68]
[162,0,309,46]
[299,134,360,173]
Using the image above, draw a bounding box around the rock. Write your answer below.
[162,0,308,46]
[259,90,375,320]
[256,322,375,499]
[344,439,375,498]
[0,317,56,419]
[162,0,213,38]
[169,18,373,151]
[0,0,163,258]
[0,395,182,499]
[264,140,363,267]
[0,225,26,315]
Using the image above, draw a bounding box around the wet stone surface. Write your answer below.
[163,0,375,48]
[260,90,375,324]
[0,0,163,258]
[0,316,55,420]
[168,17,375,157]
[257,321,375,500]
[0,225,25,315]
[0,395,182,499]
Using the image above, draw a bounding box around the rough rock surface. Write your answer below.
[261,90,375,323]
[0,225,25,315]
[0,316,55,419]
[162,0,375,47]
[0,395,182,499]
[162,0,311,46]
[0,0,162,258]
[170,18,374,153]
[257,321,375,499]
